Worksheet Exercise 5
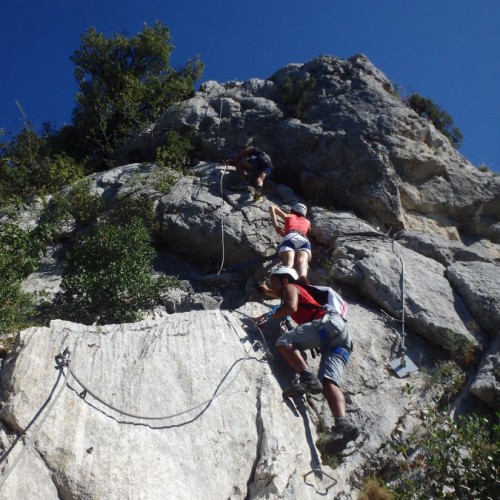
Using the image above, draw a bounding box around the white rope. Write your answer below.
[217,160,228,275]
[216,95,228,275]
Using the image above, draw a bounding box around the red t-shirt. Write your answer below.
[291,284,326,324]
[284,214,310,236]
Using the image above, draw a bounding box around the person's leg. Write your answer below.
[276,324,324,395]
[279,250,295,268]
[276,344,309,372]
[255,170,266,190]
[323,378,346,417]
[253,171,267,201]
[319,355,358,442]
[235,158,254,181]
[295,250,311,280]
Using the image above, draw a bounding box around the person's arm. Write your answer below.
[269,283,298,320]
[269,205,287,236]
[254,283,298,325]
[226,146,254,164]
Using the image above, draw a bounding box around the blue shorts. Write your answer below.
[248,156,273,176]
[275,312,352,385]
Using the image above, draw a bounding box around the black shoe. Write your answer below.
[282,376,305,398]
[331,421,359,442]
[299,371,323,394]
[324,421,359,454]
[253,187,263,202]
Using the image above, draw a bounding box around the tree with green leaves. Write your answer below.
[0,121,83,202]
[56,217,177,325]
[70,21,204,170]
[406,93,463,148]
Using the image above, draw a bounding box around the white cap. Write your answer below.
[291,203,307,216]
[270,266,299,281]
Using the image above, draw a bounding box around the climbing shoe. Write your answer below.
[253,187,263,202]
[282,371,323,398]
[299,370,323,394]
[324,420,359,454]
[332,419,359,441]
[282,377,305,398]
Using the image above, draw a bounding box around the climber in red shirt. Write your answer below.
[254,267,358,450]
[269,202,311,281]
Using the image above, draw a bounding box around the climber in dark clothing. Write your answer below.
[254,267,359,448]
[226,146,273,201]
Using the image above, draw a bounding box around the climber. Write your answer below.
[268,202,312,282]
[254,267,358,447]
[225,145,273,202]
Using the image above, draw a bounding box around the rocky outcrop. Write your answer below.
[1,53,499,498]
[0,302,441,499]
[149,54,499,241]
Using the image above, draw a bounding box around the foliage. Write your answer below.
[55,217,177,325]
[155,130,193,172]
[423,360,465,406]
[280,76,316,118]
[70,21,204,170]
[0,222,43,335]
[51,179,105,228]
[358,478,393,500]
[45,178,161,233]
[386,408,499,499]
[315,431,343,469]
[0,121,84,203]
[405,93,463,148]
[153,130,192,193]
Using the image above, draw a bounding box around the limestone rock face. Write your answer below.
[1,53,500,499]
[446,261,500,337]
[0,304,439,499]
[151,54,499,239]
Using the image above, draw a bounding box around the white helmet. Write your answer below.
[270,266,298,281]
[291,203,307,216]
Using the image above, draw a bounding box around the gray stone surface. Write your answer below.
[1,53,499,498]
[0,304,437,499]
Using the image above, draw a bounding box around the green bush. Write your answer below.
[280,76,316,118]
[0,125,84,203]
[56,217,176,324]
[406,93,463,148]
[153,129,193,193]
[155,130,193,173]
[0,222,42,335]
[387,408,499,499]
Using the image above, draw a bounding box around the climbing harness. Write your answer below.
[0,348,71,492]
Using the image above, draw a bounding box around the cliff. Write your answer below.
[0,54,498,499]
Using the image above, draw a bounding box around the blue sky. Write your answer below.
[1,0,499,172]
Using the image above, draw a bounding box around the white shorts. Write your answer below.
[278,233,311,255]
